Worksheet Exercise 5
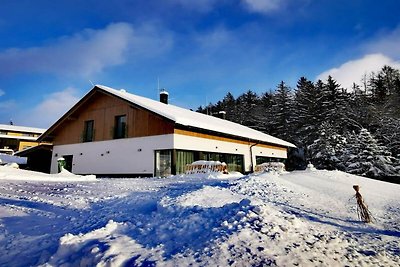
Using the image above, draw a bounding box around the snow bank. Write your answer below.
[175,186,246,208]
[0,166,96,181]
[43,220,163,267]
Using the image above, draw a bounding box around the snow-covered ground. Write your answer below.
[0,166,399,266]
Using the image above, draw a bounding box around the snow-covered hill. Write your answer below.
[0,166,399,266]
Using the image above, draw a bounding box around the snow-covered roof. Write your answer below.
[0,124,46,134]
[0,134,39,141]
[96,85,295,147]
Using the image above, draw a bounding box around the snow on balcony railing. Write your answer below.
[185,160,229,175]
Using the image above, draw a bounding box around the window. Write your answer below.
[176,150,195,174]
[176,150,244,173]
[256,156,285,165]
[114,115,127,139]
[155,150,172,177]
[83,120,94,142]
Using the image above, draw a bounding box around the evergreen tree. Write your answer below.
[308,122,346,170]
[346,89,369,131]
[270,81,294,141]
[293,77,323,147]
[256,91,274,133]
[320,76,349,130]
[221,92,238,122]
[343,129,400,178]
[375,117,400,158]
[379,65,400,117]
[235,90,260,128]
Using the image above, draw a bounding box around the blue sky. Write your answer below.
[1,0,400,128]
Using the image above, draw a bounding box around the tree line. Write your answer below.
[197,65,400,182]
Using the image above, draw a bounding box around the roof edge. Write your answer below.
[38,86,99,142]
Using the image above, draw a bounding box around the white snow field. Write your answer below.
[0,166,399,266]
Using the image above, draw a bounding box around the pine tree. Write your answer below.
[270,81,294,141]
[308,122,346,170]
[375,117,400,158]
[257,91,274,134]
[293,77,323,147]
[221,92,237,122]
[320,76,350,130]
[343,129,400,178]
[236,90,260,128]
[379,65,400,117]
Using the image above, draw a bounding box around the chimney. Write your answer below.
[218,111,226,120]
[159,89,169,104]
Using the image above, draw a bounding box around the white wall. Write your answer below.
[50,134,174,174]
[173,134,287,172]
[50,133,288,175]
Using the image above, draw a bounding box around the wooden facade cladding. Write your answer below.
[51,91,175,145]
[174,128,287,151]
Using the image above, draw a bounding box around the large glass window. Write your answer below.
[197,151,244,173]
[83,120,94,142]
[114,115,127,139]
[155,150,172,177]
[155,149,245,176]
[176,150,195,174]
[256,156,285,165]
[225,154,244,173]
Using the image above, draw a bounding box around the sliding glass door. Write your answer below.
[155,150,172,177]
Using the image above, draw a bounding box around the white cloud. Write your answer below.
[242,0,287,13]
[316,53,400,90]
[0,22,171,77]
[19,87,81,128]
[364,26,400,59]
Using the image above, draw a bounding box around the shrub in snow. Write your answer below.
[306,163,317,171]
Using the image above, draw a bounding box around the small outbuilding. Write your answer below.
[14,144,53,173]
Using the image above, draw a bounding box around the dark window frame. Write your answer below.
[255,156,286,165]
[154,149,173,177]
[83,120,94,142]
[114,115,127,139]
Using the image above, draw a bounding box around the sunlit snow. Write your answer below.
[0,166,399,266]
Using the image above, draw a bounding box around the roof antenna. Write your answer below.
[89,80,94,86]
[157,76,160,98]
[206,96,209,115]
